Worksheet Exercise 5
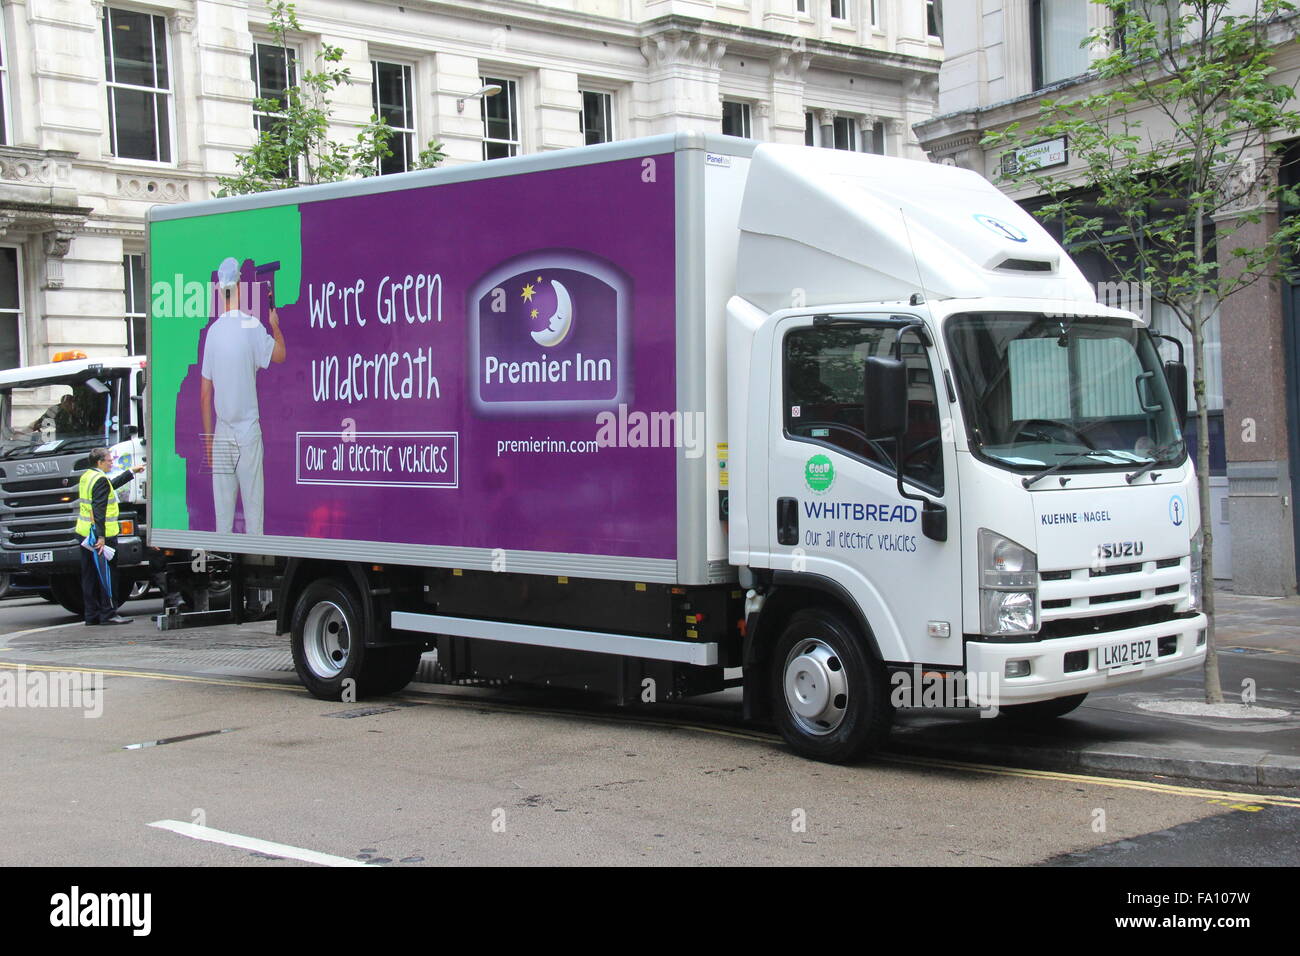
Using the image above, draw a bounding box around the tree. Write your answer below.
[984,0,1300,703]
[217,1,444,197]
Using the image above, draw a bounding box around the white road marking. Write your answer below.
[1,621,85,641]
[148,820,373,867]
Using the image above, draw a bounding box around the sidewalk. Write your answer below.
[888,589,1300,788]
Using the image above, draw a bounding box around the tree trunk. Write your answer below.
[1191,224,1223,704]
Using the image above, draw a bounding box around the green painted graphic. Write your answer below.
[805,454,834,494]
[147,205,302,530]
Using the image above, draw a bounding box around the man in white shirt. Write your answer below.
[201,256,286,534]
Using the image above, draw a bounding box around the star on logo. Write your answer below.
[520,283,535,302]
[530,308,538,319]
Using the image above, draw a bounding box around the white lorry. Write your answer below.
[146,133,1207,762]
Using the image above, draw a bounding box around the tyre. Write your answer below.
[290,578,421,700]
[49,571,127,618]
[770,607,893,763]
[0,572,10,600]
[998,693,1087,722]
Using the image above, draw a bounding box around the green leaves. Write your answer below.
[216,0,444,196]
[991,0,1300,329]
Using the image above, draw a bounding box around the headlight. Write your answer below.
[979,529,1039,636]
[1189,530,1203,611]
[981,589,1037,635]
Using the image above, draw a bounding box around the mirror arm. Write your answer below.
[1151,332,1184,365]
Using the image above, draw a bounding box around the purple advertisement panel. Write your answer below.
[165,155,678,560]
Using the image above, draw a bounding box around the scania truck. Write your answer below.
[0,354,150,613]
[145,132,1207,762]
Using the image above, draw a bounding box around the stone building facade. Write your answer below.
[0,0,941,382]
[914,0,1300,595]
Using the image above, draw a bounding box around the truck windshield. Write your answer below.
[945,312,1184,474]
[0,378,120,459]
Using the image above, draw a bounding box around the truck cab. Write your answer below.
[725,144,1207,760]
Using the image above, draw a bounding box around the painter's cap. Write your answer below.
[216,257,240,290]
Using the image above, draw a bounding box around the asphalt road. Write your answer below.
[1,594,1296,867]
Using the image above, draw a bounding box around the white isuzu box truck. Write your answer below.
[147,132,1207,762]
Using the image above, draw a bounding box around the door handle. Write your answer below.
[777,496,798,546]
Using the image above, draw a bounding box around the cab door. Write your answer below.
[768,314,963,666]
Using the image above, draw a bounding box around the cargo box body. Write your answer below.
[147,133,750,586]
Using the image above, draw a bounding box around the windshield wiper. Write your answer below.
[1022,451,1119,489]
[1125,441,1185,484]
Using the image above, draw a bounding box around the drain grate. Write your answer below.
[324,707,399,719]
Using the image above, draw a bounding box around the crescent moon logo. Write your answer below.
[531,279,573,347]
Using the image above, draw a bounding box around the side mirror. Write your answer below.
[864,356,908,439]
[1163,361,1189,430]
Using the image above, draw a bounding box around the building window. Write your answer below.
[0,247,20,369]
[796,0,807,13]
[722,100,751,138]
[805,112,816,146]
[580,90,613,145]
[926,0,943,38]
[103,7,172,162]
[124,254,146,355]
[1033,0,1091,88]
[830,0,848,21]
[832,116,856,151]
[481,76,519,160]
[372,61,414,174]
[870,0,879,26]
[252,42,297,179]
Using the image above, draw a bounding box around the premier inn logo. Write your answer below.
[469,250,630,416]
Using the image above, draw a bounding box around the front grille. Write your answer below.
[0,455,89,551]
[1090,590,1142,605]
[1040,604,1184,640]
[1090,561,1143,577]
[1038,554,1189,622]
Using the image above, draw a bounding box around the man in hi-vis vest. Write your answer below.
[76,447,144,625]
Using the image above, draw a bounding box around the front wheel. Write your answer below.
[770,608,893,763]
[290,578,421,700]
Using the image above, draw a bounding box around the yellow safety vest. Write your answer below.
[75,469,119,538]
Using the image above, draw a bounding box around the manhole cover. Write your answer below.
[324,707,399,719]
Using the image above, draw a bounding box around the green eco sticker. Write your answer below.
[805,454,834,494]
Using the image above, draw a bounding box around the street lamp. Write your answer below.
[456,84,502,114]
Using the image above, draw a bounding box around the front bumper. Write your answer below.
[965,612,1208,705]
[0,535,146,572]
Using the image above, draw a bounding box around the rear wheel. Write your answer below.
[998,693,1087,722]
[290,578,421,700]
[49,570,127,618]
[770,608,893,763]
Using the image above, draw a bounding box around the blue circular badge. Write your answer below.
[973,214,1028,243]
[1169,494,1186,527]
